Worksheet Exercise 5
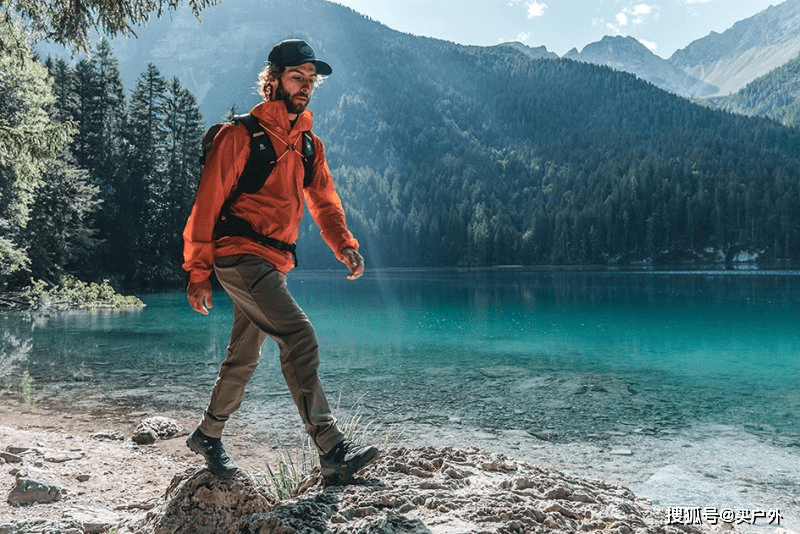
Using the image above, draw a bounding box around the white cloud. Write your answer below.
[682,0,711,4]
[605,3,656,34]
[528,1,548,18]
[640,39,657,51]
[632,4,652,17]
[516,31,532,42]
[508,0,548,19]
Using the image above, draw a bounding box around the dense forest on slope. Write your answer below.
[709,54,800,129]
[300,32,800,269]
[6,0,800,291]
[42,45,205,287]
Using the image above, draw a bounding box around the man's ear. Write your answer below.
[266,76,278,100]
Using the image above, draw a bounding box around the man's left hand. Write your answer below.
[341,248,364,280]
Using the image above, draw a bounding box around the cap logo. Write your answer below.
[298,43,314,58]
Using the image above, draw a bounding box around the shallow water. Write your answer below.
[2,268,799,532]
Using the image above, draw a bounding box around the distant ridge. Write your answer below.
[564,35,718,97]
[670,0,800,96]
[501,42,559,61]
[546,0,800,99]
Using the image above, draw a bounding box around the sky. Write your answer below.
[331,0,782,58]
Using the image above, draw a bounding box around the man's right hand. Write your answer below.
[187,279,214,315]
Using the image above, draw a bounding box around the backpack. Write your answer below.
[201,113,316,267]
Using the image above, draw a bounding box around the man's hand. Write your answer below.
[187,279,214,315]
[341,248,364,280]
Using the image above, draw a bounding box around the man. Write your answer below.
[182,39,378,484]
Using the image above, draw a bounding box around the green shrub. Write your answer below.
[25,275,144,310]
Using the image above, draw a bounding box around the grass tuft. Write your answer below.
[19,370,33,405]
[257,435,317,500]
[256,400,396,501]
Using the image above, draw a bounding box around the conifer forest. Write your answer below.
[3,16,800,292]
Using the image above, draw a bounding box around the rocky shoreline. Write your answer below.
[0,399,760,534]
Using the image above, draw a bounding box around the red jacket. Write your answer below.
[182,100,359,283]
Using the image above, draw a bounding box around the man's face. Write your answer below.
[274,63,317,116]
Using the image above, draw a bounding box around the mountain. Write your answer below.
[670,0,800,97]
[556,0,800,99]
[563,35,718,97]
[708,53,800,128]
[82,0,379,125]
[37,0,800,268]
[502,41,559,60]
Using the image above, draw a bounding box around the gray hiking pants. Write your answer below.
[198,253,344,454]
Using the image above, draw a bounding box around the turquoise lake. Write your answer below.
[1,268,798,532]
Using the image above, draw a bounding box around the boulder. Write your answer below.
[132,417,182,445]
[7,468,63,504]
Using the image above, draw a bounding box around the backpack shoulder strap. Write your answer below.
[199,123,224,165]
[214,114,276,222]
[232,114,278,195]
[301,130,315,188]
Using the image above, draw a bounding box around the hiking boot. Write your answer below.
[319,439,379,484]
[186,428,238,478]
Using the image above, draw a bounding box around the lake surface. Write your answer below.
[2,268,799,533]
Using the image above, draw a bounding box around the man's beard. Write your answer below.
[274,81,308,115]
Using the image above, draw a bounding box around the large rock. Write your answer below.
[134,468,278,534]
[7,468,63,504]
[132,417,182,445]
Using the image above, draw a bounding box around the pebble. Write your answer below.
[0,451,22,464]
[610,448,634,456]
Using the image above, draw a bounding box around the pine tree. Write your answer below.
[88,39,129,275]
[92,39,127,182]
[2,0,218,52]
[123,63,168,283]
[24,151,101,282]
[152,76,204,280]
[72,57,101,169]
[44,57,78,122]
[0,16,75,284]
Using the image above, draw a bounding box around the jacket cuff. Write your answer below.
[188,269,211,285]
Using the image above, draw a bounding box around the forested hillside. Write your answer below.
[300,33,800,269]
[709,54,800,129]
[6,0,800,292]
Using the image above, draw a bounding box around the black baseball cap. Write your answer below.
[268,39,332,76]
